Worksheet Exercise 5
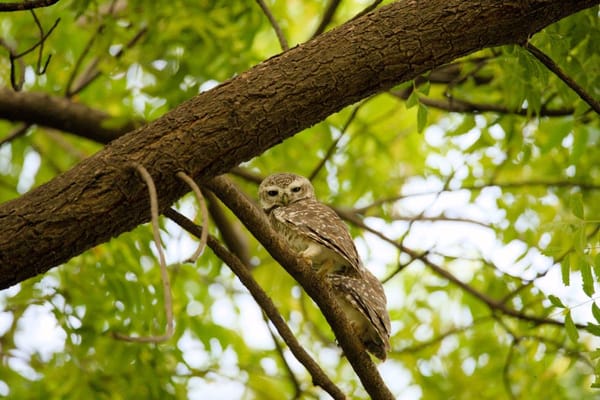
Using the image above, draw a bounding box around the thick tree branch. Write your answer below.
[1,0,597,288]
[205,176,395,400]
[164,207,347,400]
[0,0,59,12]
[0,87,137,143]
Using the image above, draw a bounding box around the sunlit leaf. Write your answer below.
[564,311,579,343]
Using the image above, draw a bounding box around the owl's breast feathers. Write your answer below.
[270,199,362,273]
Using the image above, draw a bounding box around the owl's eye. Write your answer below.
[291,186,301,193]
[267,190,279,197]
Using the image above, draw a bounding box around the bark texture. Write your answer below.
[0,0,597,288]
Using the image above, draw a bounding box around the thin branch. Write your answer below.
[311,0,342,38]
[0,39,25,90]
[262,313,303,399]
[205,176,395,400]
[0,124,31,146]
[13,15,60,59]
[396,317,493,354]
[205,190,252,268]
[309,104,362,181]
[163,207,347,400]
[113,163,174,343]
[354,179,600,214]
[388,214,492,229]
[255,0,288,51]
[0,0,59,12]
[176,172,208,262]
[524,42,600,115]
[73,28,147,95]
[29,10,54,74]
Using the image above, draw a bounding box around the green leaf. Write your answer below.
[417,104,428,133]
[548,294,565,308]
[581,260,595,297]
[564,311,579,343]
[569,192,584,220]
[561,257,571,286]
[592,303,600,323]
[584,323,600,336]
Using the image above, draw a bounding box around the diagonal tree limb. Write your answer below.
[164,207,347,400]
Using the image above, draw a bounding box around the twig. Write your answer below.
[205,190,252,267]
[0,124,30,146]
[255,0,288,51]
[262,312,303,399]
[395,317,490,354]
[308,104,362,181]
[0,39,25,90]
[176,171,208,262]
[30,10,53,74]
[206,176,395,400]
[0,13,59,90]
[0,0,59,12]
[163,207,347,400]
[524,42,600,115]
[311,0,342,38]
[113,163,174,343]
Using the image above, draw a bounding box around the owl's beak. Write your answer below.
[281,193,289,205]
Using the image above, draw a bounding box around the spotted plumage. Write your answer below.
[259,172,391,360]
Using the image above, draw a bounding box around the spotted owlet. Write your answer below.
[258,172,391,360]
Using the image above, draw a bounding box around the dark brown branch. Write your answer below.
[0,87,137,143]
[164,207,347,400]
[524,42,600,115]
[0,0,59,12]
[205,176,395,400]
[0,40,25,90]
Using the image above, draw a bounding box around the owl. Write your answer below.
[258,173,391,360]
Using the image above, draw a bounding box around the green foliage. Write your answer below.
[1,1,599,399]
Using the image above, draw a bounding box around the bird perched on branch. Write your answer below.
[259,172,391,360]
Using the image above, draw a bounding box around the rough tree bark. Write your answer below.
[0,0,597,288]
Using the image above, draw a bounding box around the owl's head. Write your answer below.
[258,173,315,212]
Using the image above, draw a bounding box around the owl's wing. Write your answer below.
[272,199,362,272]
